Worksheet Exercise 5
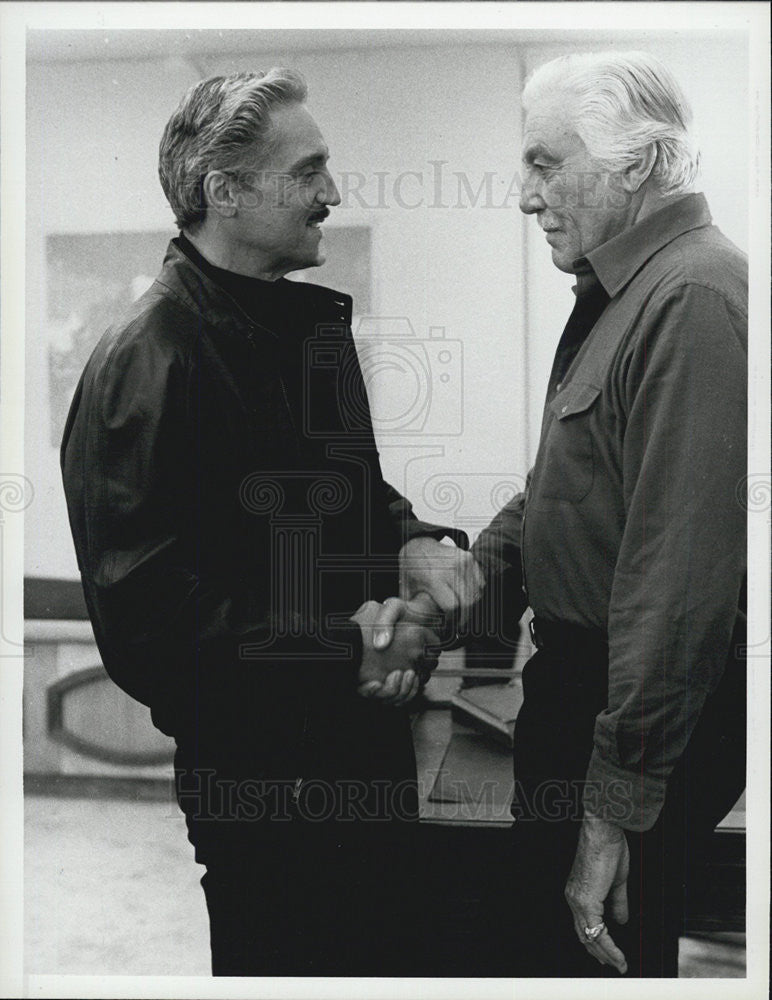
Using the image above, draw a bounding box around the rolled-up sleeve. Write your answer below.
[585,282,747,831]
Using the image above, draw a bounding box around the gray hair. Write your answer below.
[158,68,308,230]
[522,51,699,195]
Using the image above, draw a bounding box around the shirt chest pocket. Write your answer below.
[538,382,601,503]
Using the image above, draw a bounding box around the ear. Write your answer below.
[621,143,657,193]
[201,170,238,219]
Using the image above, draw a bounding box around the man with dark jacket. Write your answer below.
[60,68,478,976]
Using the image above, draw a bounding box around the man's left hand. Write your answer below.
[380,538,484,646]
[564,815,630,975]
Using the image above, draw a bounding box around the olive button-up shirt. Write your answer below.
[473,193,747,831]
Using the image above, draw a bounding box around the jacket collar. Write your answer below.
[577,192,712,299]
[153,240,352,341]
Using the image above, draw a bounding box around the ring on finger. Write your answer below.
[583,921,606,942]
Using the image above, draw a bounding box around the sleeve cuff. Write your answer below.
[469,539,509,588]
[324,619,363,678]
[583,748,667,832]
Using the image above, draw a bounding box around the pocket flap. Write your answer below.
[550,382,601,421]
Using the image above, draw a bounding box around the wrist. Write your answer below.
[343,616,366,674]
[581,814,625,844]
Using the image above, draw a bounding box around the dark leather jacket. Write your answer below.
[61,241,464,789]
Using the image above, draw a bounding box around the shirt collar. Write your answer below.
[574,192,712,299]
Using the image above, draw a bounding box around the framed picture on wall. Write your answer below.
[46,230,175,446]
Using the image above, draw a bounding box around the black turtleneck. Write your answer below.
[174,233,310,443]
[175,233,304,333]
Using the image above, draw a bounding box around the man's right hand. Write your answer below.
[351,597,442,706]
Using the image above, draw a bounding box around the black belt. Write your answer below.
[528,616,608,653]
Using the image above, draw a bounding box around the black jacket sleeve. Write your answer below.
[384,482,469,551]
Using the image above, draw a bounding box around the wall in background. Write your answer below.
[26,54,201,578]
[26,30,749,580]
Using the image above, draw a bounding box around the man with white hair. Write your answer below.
[61,68,476,976]
[384,50,747,976]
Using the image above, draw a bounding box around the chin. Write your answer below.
[550,250,576,274]
[300,243,325,269]
[285,256,323,276]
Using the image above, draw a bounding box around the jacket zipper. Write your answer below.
[242,299,349,805]
[241,322,301,450]
[277,372,299,443]
[292,703,311,805]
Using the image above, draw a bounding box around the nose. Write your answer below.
[519,166,544,216]
[321,167,341,208]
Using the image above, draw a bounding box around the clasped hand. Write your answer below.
[351,538,484,706]
[367,537,484,657]
[352,593,443,706]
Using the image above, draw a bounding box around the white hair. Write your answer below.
[522,51,700,195]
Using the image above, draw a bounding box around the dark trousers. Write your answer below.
[176,698,421,976]
[510,629,746,978]
[200,812,419,977]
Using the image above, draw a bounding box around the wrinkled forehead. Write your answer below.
[522,96,584,161]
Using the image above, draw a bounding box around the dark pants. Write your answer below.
[510,625,746,978]
[175,696,420,976]
[199,801,419,976]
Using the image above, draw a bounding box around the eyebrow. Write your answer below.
[522,144,560,166]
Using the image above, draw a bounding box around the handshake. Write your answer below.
[350,537,484,707]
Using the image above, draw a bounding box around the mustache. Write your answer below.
[308,208,330,223]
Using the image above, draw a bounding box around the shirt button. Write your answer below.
[561,405,567,414]
[556,382,562,392]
